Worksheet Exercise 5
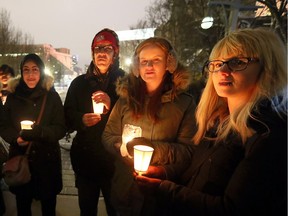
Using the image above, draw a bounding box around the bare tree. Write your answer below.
[256,0,287,43]
[0,8,34,73]
[142,0,220,79]
[136,0,286,80]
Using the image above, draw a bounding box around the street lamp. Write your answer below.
[201,0,263,34]
[201,16,214,29]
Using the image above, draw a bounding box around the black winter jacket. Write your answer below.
[1,75,66,199]
[157,102,287,216]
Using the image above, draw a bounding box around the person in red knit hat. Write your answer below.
[64,28,125,216]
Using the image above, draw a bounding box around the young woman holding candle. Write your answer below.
[135,28,287,216]
[102,37,197,215]
[0,53,66,216]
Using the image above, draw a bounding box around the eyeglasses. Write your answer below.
[206,57,259,73]
[94,45,114,54]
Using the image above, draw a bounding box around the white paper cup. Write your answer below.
[20,120,34,130]
[133,145,154,175]
[92,99,104,114]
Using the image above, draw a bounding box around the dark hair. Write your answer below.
[20,53,45,79]
[0,64,15,77]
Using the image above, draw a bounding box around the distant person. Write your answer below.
[64,28,125,216]
[0,64,14,216]
[0,64,15,104]
[102,37,197,215]
[135,28,287,216]
[0,101,6,216]
[1,53,66,216]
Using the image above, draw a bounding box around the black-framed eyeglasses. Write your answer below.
[94,45,114,54]
[206,57,259,73]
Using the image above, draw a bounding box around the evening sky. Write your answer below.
[2,0,153,69]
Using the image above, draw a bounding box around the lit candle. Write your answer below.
[121,124,142,158]
[20,120,34,130]
[133,145,154,175]
[92,99,104,114]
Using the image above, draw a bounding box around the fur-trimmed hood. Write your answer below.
[116,64,192,99]
[7,74,54,93]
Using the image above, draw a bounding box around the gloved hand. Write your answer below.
[20,125,43,141]
[142,166,167,180]
[114,142,121,153]
[134,174,162,195]
[126,137,153,157]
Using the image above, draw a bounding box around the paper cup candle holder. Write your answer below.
[121,124,142,158]
[20,120,34,130]
[92,99,104,114]
[133,145,154,175]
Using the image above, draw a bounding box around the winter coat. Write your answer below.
[156,101,287,216]
[102,68,197,216]
[1,75,66,199]
[64,62,125,180]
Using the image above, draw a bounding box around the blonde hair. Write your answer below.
[193,28,287,144]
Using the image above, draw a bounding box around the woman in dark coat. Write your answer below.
[135,28,287,216]
[1,53,66,216]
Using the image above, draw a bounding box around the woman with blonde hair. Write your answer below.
[135,28,287,216]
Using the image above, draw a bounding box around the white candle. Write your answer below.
[20,120,34,130]
[121,124,142,158]
[133,145,154,175]
[92,100,104,114]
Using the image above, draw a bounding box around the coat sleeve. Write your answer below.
[38,91,66,143]
[64,78,86,131]
[0,94,19,144]
[102,98,124,156]
[150,96,197,175]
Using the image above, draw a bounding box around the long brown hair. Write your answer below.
[128,37,178,122]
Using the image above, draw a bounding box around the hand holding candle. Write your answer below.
[121,124,142,158]
[92,91,111,114]
[92,100,104,114]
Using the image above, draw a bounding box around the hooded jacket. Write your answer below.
[102,66,197,216]
[1,74,66,199]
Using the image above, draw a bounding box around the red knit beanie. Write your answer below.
[91,28,119,54]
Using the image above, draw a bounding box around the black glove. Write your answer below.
[142,166,167,180]
[126,137,153,157]
[20,125,43,141]
[135,174,162,195]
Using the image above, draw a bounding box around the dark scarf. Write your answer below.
[85,61,122,92]
[15,78,46,101]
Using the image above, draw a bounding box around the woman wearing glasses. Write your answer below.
[135,28,287,216]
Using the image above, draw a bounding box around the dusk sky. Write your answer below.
[2,0,153,69]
